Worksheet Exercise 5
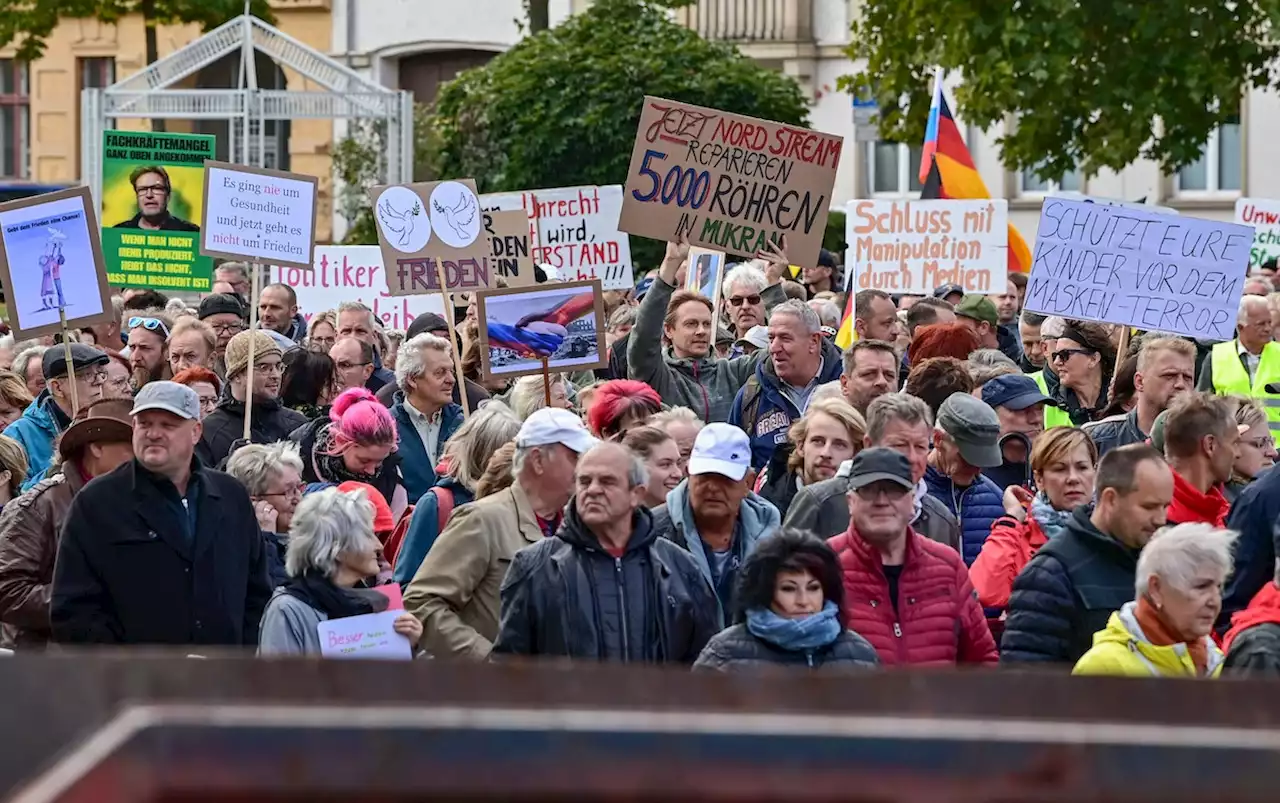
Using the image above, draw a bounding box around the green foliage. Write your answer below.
[0,0,274,62]
[430,0,809,270]
[844,0,1275,182]
[822,209,846,255]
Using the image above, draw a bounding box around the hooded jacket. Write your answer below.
[491,503,721,663]
[389,394,465,502]
[1223,582,1280,672]
[783,473,961,552]
[198,395,308,469]
[1072,602,1224,678]
[1166,469,1229,528]
[4,391,70,493]
[627,277,785,423]
[923,466,1003,567]
[729,337,843,469]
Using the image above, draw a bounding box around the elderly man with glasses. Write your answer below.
[126,313,173,392]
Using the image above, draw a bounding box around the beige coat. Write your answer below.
[405,481,544,659]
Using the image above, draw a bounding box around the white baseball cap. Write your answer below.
[687,423,751,481]
[516,407,598,454]
[735,325,770,351]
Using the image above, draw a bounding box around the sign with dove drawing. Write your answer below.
[371,179,497,297]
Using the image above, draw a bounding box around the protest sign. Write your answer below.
[317,610,412,661]
[101,130,216,291]
[200,161,319,271]
[477,280,607,381]
[485,209,536,287]
[481,186,634,289]
[1024,196,1251,342]
[845,199,1008,295]
[1235,197,1280,270]
[269,246,445,331]
[619,97,842,268]
[0,187,113,339]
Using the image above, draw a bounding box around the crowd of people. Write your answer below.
[0,247,1277,678]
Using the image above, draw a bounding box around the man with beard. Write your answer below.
[758,398,864,521]
[197,331,307,469]
[113,166,199,231]
[840,340,898,415]
[126,314,172,391]
[1085,336,1196,457]
[197,294,246,380]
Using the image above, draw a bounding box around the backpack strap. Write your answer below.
[740,376,763,437]
[433,485,456,532]
[384,504,415,567]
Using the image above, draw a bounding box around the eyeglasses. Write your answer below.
[1243,437,1274,451]
[853,482,911,501]
[135,184,168,196]
[86,370,109,387]
[254,360,284,375]
[261,483,305,500]
[211,322,244,335]
[336,361,370,371]
[128,316,171,339]
[728,294,762,307]
[1050,348,1093,364]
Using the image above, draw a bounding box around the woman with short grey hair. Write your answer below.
[258,488,423,656]
[226,442,306,586]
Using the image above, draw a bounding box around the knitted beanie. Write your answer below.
[224,330,282,379]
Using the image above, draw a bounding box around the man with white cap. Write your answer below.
[405,407,598,660]
[652,423,782,613]
[51,381,270,646]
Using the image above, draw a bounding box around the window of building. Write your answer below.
[79,57,115,90]
[868,142,924,196]
[1020,166,1083,196]
[1176,112,1242,194]
[0,60,29,179]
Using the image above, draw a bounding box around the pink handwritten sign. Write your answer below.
[316,610,412,661]
[270,245,445,331]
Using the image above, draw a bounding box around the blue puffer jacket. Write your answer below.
[392,476,475,586]
[729,338,843,470]
[1219,465,1280,633]
[923,465,1003,566]
[389,394,465,502]
[4,391,69,492]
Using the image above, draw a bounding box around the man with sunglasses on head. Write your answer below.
[126,313,173,392]
[4,344,109,492]
[113,166,199,232]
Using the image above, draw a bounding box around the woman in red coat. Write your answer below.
[971,427,1098,610]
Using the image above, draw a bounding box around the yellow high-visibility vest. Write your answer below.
[1030,370,1072,430]
[1210,340,1280,445]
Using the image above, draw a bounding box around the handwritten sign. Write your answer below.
[1235,197,1280,270]
[845,200,1007,294]
[200,161,319,271]
[481,186,634,289]
[485,209,536,287]
[317,610,412,661]
[619,96,842,268]
[1024,197,1251,341]
[270,246,444,331]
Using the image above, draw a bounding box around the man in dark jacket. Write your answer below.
[198,330,307,468]
[374,312,489,411]
[51,382,271,646]
[1001,444,1172,665]
[1222,518,1280,673]
[1220,463,1280,632]
[1083,336,1196,458]
[924,393,1005,566]
[492,442,721,662]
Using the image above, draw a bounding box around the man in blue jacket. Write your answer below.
[730,300,842,469]
[390,332,464,502]
[923,392,1005,566]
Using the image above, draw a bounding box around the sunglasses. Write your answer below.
[728,294,762,307]
[128,316,171,339]
[1050,347,1093,364]
[853,482,911,501]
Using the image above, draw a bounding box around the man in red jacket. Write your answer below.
[828,448,998,666]
[1161,393,1238,527]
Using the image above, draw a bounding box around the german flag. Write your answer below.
[919,69,1032,274]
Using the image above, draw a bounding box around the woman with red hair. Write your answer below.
[907,321,981,365]
[586,379,663,439]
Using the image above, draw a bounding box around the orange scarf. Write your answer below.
[1134,595,1208,676]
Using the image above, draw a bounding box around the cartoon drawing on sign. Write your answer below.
[376,185,429,252]
[430,181,480,248]
[38,227,67,310]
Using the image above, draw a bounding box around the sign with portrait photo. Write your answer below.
[476,280,607,381]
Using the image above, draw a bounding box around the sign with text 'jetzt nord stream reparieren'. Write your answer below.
[1024,196,1252,342]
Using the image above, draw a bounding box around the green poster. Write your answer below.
[100,130,216,291]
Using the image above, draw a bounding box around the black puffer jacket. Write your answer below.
[197,396,308,469]
[693,623,879,672]
[491,503,721,663]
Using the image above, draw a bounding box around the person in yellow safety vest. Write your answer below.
[1197,295,1280,445]
[1030,370,1072,430]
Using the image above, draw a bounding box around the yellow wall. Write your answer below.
[4,6,335,241]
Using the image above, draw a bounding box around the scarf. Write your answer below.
[1134,594,1209,676]
[1029,493,1072,540]
[1168,470,1229,527]
[746,601,842,652]
[281,570,389,620]
[314,422,388,487]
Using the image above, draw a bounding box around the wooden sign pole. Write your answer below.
[57,307,79,417]
[243,262,261,440]
[433,259,471,417]
[541,356,551,407]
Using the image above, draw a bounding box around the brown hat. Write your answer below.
[59,398,134,460]
[224,330,282,379]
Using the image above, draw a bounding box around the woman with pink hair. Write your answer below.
[586,379,663,440]
[289,388,408,517]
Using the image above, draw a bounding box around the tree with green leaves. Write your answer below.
[844,0,1268,182]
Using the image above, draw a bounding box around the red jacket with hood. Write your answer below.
[827,525,998,667]
[1166,470,1229,528]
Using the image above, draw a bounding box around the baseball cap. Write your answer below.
[406,312,449,340]
[197,293,246,321]
[981,374,1054,411]
[937,393,1002,468]
[687,423,751,482]
[516,407,598,454]
[846,447,914,491]
[130,380,201,421]
[736,325,770,351]
[954,294,998,326]
[42,343,108,380]
[933,283,964,300]
[337,481,396,533]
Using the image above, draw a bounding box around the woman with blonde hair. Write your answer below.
[649,406,705,477]
[1225,395,1277,503]
[475,441,517,499]
[0,371,33,428]
[306,310,338,354]
[0,434,26,508]
[508,373,571,420]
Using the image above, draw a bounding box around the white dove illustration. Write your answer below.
[378,197,418,247]
[46,227,67,241]
[432,191,478,241]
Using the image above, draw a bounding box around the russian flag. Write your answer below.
[919,69,1032,274]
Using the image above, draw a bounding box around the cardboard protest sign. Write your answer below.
[1235,197,1280,270]
[1024,196,1251,342]
[100,130,216,291]
[481,186,634,289]
[317,610,412,661]
[269,246,445,332]
[0,187,113,339]
[619,97,842,268]
[845,200,1008,295]
[485,209,535,287]
[477,280,607,381]
[200,161,318,270]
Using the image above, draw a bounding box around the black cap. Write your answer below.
[42,344,108,380]
[197,293,246,321]
[406,312,449,339]
[846,447,914,491]
[818,248,838,269]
